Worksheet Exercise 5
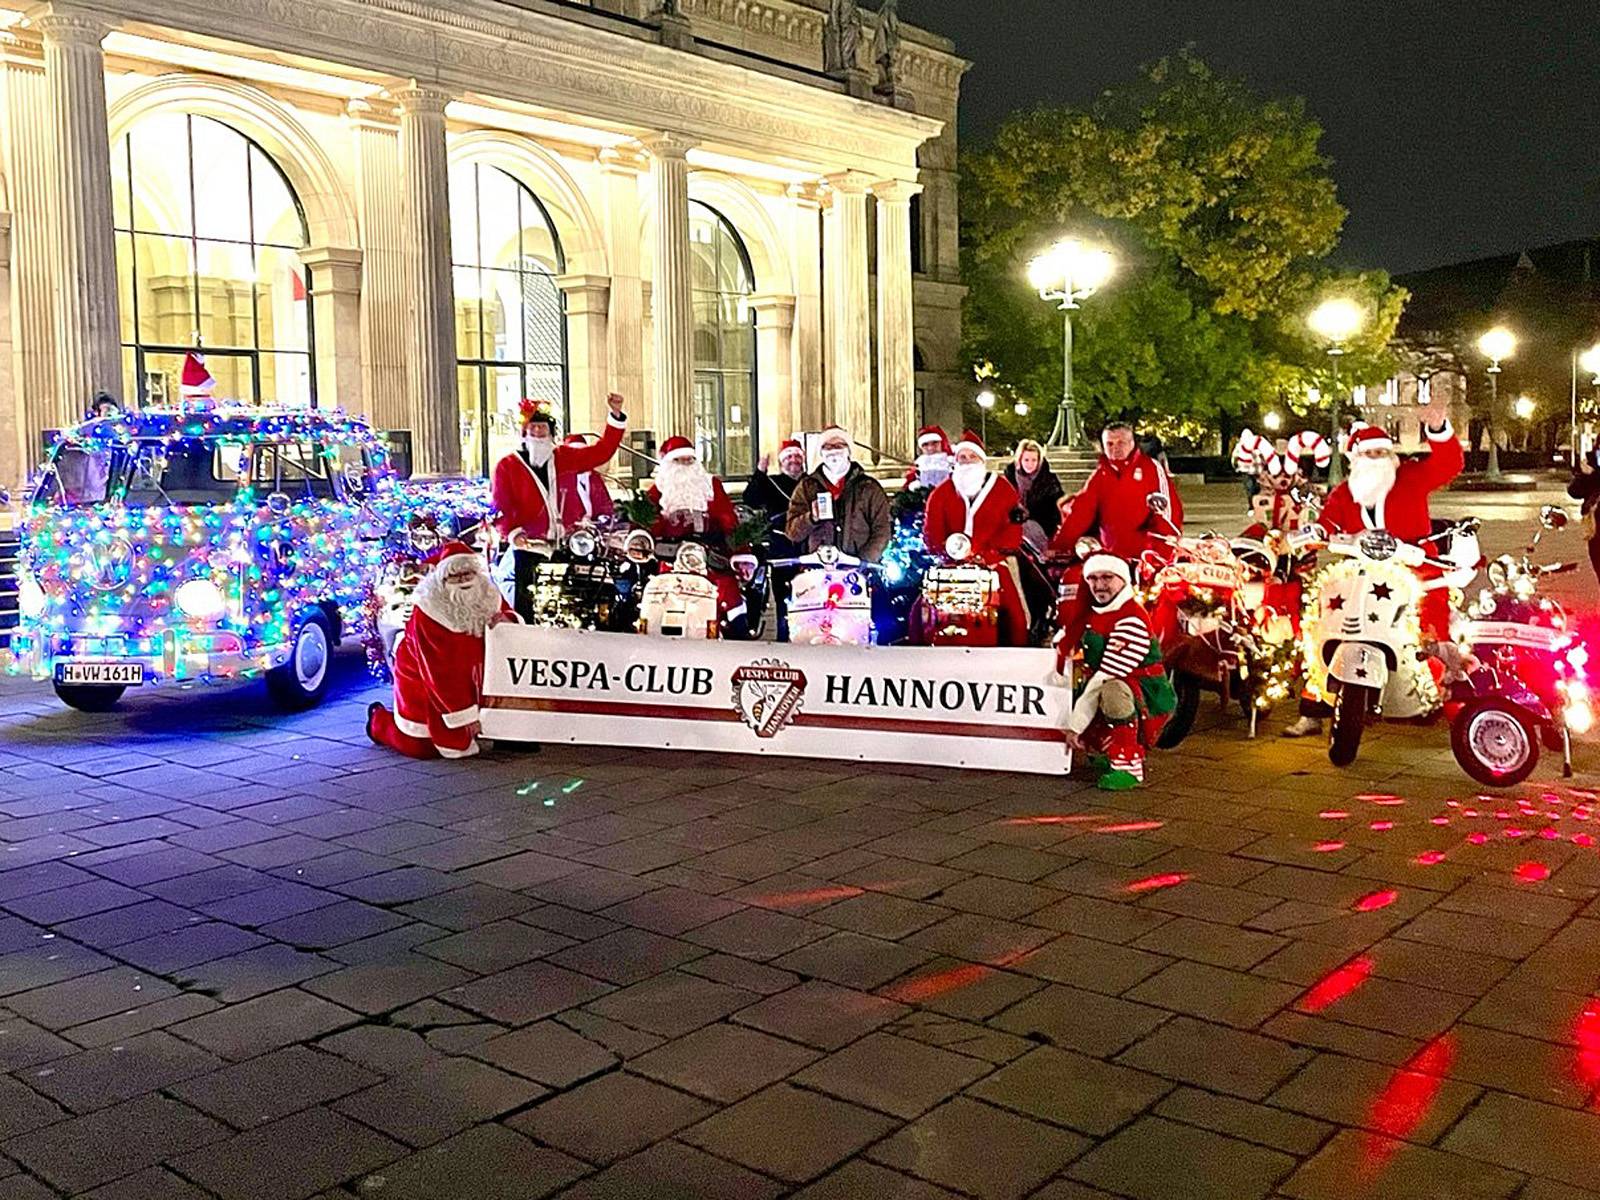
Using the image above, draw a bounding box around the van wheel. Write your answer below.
[266,611,333,710]
[53,683,126,712]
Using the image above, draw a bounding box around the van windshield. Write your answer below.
[38,441,243,508]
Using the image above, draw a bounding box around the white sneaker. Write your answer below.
[1281,715,1323,738]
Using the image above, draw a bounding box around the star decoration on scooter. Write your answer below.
[1370,582,1393,600]
[1327,595,1345,611]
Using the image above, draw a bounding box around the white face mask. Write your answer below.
[524,434,554,467]
[952,461,987,498]
[821,448,850,480]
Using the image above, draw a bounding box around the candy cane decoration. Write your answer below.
[1286,430,1331,469]
[1231,428,1266,473]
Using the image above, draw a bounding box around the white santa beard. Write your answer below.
[952,462,987,499]
[415,565,501,635]
[1347,454,1398,510]
[525,437,554,467]
[657,460,713,514]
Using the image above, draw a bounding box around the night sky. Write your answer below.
[904,0,1600,275]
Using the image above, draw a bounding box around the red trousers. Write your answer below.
[367,702,480,760]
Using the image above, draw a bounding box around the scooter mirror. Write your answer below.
[622,529,655,563]
[817,544,840,566]
[944,532,973,561]
[1073,537,1102,560]
[1539,505,1570,532]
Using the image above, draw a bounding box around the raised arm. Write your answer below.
[557,395,627,474]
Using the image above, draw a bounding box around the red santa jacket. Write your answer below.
[1052,450,1183,557]
[1316,424,1463,544]
[557,469,617,528]
[491,415,626,540]
[923,472,1024,558]
[648,476,738,544]
[393,592,512,732]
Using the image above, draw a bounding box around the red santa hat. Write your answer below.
[916,425,952,454]
[777,438,804,463]
[952,429,985,457]
[1344,423,1394,457]
[1082,552,1132,589]
[561,434,588,448]
[819,425,851,447]
[425,541,480,569]
[179,352,215,398]
[659,435,699,463]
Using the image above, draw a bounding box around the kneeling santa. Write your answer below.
[367,542,516,760]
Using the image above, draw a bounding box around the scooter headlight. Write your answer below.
[1566,700,1594,734]
[568,529,598,558]
[175,579,226,620]
[17,574,46,619]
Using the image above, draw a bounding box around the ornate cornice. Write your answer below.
[26,6,111,48]
[391,82,452,116]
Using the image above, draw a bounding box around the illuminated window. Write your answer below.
[449,163,568,477]
[112,114,314,407]
[690,201,756,477]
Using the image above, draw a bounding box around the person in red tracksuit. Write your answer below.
[1052,422,1184,559]
[923,429,1031,645]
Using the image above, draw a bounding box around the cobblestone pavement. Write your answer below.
[2,479,1599,1200]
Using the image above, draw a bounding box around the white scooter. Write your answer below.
[773,545,878,646]
[638,542,722,638]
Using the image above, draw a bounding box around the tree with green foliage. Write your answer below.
[962,51,1404,448]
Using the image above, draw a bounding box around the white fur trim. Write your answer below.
[440,705,480,730]
[1424,420,1454,441]
[606,412,627,428]
[725,603,747,621]
[953,437,983,457]
[395,712,430,738]
[438,740,480,759]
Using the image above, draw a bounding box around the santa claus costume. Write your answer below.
[923,429,1031,645]
[556,433,618,528]
[367,542,515,760]
[491,399,626,543]
[1058,554,1176,789]
[905,425,954,491]
[649,436,747,633]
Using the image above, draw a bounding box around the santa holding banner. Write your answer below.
[367,542,516,760]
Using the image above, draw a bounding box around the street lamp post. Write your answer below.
[1307,298,1365,485]
[975,388,995,448]
[1477,326,1516,482]
[1027,239,1115,449]
[1578,343,1600,462]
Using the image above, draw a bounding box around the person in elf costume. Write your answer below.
[1055,553,1175,789]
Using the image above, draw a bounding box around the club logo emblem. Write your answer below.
[731,658,807,739]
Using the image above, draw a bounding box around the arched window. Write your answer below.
[112,113,314,406]
[449,162,568,477]
[690,201,756,477]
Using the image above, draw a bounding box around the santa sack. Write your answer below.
[788,566,874,646]
[639,571,721,638]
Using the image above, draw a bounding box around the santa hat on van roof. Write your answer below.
[659,435,699,463]
[953,429,985,457]
[916,425,951,454]
[179,352,215,398]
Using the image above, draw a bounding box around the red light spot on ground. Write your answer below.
[1463,808,1480,818]
[1506,829,1529,839]
[1513,862,1551,883]
[1430,816,1451,826]
[882,963,992,1004]
[1297,955,1373,1013]
[1365,1034,1458,1173]
[750,886,865,908]
[1125,872,1188,894]
[1414,851,1447,866]
[1467,832,1489,845]
[1312,841,1346,853]
[1361,794,1405,806]
[1575,999,1600,1095]
[1369,821,1395,832]
[1353,889,1399,912]
[1539,828,1561,841]
[1319,810,1350,820]
[1573,833,1596,848]
[1004,814,1101,825]
[1095,820,1166,834]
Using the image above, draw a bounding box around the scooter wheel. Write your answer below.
[1452,696,1539,788]
[1329,683,1374,767]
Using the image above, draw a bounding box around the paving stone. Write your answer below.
[1395,908,1552,960]
[1440,1090,1600,1191]
[4,967,180,1030]
[558,1138,783,1200]
[0,1170,58,1200]
[395,882,540,930]
[301,955,473,1015]
[680,906,835,961]
[333,867,461,905]
[169,1105,406,1200]
[0,943,117,1000]
[597,885,746,935]
[334,1055,544,1146]
[969,1045,1171,1136]
[349,1124,587,1200]
[1116,1017,1312,1100]
[555,1009,665,1058]
[169,1045,381,1128]
[892,1012,1036,1063]
[1153,1086,1334,1156]
[794,1030,992,1118]
[881,957,1049,1019]
[2,879,149,925]
[0,1074,66,1140]
[1293,973,1472,1039]
[1266,1051,1480,1142]
[2,1093,228,1194]
[771,930,937,990]
[1026,893,1175,942]
[526,866,659,911]
[991,984,1168,1057]
[1283,1128,1522,1200]
[115,922,269,974]
[1069,1116,1295,1200]
[906,913,1056,963]
[257,899,410,949]
[168,988,359,1060]
[0,1012,75,1071]
[1008,933,1171,993]
[549,927,709,984]
[509,1071,716,1165]
[444,961,614,1026]
[1132,915,1288,969]
[810,890,949,939]
[53,899,199,949]
[79,1166,216,1200]
[19,1029,223,1113]
[683,1082,898,1184]
[461,850,586,891]
[518,904,622,940]
[316,1025,443,1076]
[583,970,756,1038]
[468,1019,618,1086]
[631,1021,819,1102]
[679,952,799,995]
[1125,959,1301,1029]
[867,1095,1088,1200]
[1445,1021,1598,1107]
[1463,976,1595,1044]
[179,943,342,1002]
[942,843,1067,883]
[733,980,908,1049]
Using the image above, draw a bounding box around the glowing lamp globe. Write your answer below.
[1027,239,1115,297]
[975,389,996,410]
[1478,326,1517,364]
[1308,298,1364,345]
[1514,396,1536,421]
[1580,343,1600,381]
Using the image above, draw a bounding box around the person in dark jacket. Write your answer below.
[745,439,807,638]
[1004,438,1063,552]
[785,425,892,561]
[1567,446,1600,587]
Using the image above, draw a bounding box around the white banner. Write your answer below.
[480,626,1073,774]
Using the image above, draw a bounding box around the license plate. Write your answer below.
[56,661,145,686]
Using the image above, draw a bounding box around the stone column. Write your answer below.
[642,133,695,442]
[299,246,364,414]
[0,210,18,490]
[394,84,458,476]
[786,181,825,432]
[823,171,872,449]
[1,31,53,475]
[36,8,119,423]
[348,97,408,431]
[599,144,646,416]
[749,294,795,451]
[557,273,611,433]
[872,180,920,461]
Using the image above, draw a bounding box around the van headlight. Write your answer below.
[17,574,46,619]
[175,579,226,620]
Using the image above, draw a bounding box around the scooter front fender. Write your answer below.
[1329,641,1390,691]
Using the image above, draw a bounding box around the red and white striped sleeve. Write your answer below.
[1097,615,1151,679]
